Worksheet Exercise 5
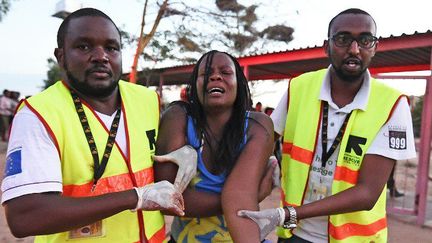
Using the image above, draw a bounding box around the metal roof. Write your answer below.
[131,30,432,86]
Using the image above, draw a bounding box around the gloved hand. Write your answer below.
[258,156,281,202]
[237,208,285,241]
[133,180,185,216]
[268,156,281,188]
[152,145,197,193]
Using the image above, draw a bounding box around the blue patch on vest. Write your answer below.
[4,148,22,177]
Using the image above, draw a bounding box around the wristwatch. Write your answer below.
[283,206,297,229]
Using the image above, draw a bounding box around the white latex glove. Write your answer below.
[152,145,197,193]
[268,156,281,188]
[237,208,285,241]
[133,180,184,216]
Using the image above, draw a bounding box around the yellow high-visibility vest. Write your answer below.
[22,81,165,243]
[278,69,403,242]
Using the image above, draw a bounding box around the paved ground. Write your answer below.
[1,140,431,242]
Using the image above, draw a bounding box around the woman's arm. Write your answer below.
[154,104,188,183]
[154,104,223,217]
[222,112,274,242]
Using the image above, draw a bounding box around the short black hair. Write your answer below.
[264,107,274,114]
[327,8,377,37]
[57,8,121,48]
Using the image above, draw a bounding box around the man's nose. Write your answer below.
[91,47,109,63]
[348,40,360,55]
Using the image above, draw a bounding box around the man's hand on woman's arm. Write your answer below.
[152,145,197,193]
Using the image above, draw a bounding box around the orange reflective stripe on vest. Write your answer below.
[282,142,314,165]
[334,165,358,185]
[63,167,154,197]
[329,217,387,240]
[147,226,166,243]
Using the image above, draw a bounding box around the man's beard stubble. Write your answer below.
[66,70,119,98]
[330,55,367,83]
[64,61,121,98]
[332,65,366,83]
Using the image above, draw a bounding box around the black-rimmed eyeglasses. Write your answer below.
[330,34,378,49]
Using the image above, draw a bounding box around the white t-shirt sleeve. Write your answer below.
[1,106,62,204]
[270,90,288,136]
[367,97,417,160]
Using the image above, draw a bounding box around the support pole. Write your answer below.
[415,48,432,225]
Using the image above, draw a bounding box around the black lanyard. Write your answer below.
[321,101,351,167]
[70,89,121,191]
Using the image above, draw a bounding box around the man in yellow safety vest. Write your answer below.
[239,8,416,243]
[1,8,197,243]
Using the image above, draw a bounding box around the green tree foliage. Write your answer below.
[44,1,295,87]
[124,0,294,85]
[42,58,62,90]
[0,0,12,22]
[214,0,293,55]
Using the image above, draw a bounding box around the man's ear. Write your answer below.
[54,48,64,68]
[371,41,379,57]
[323,39,330,56]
